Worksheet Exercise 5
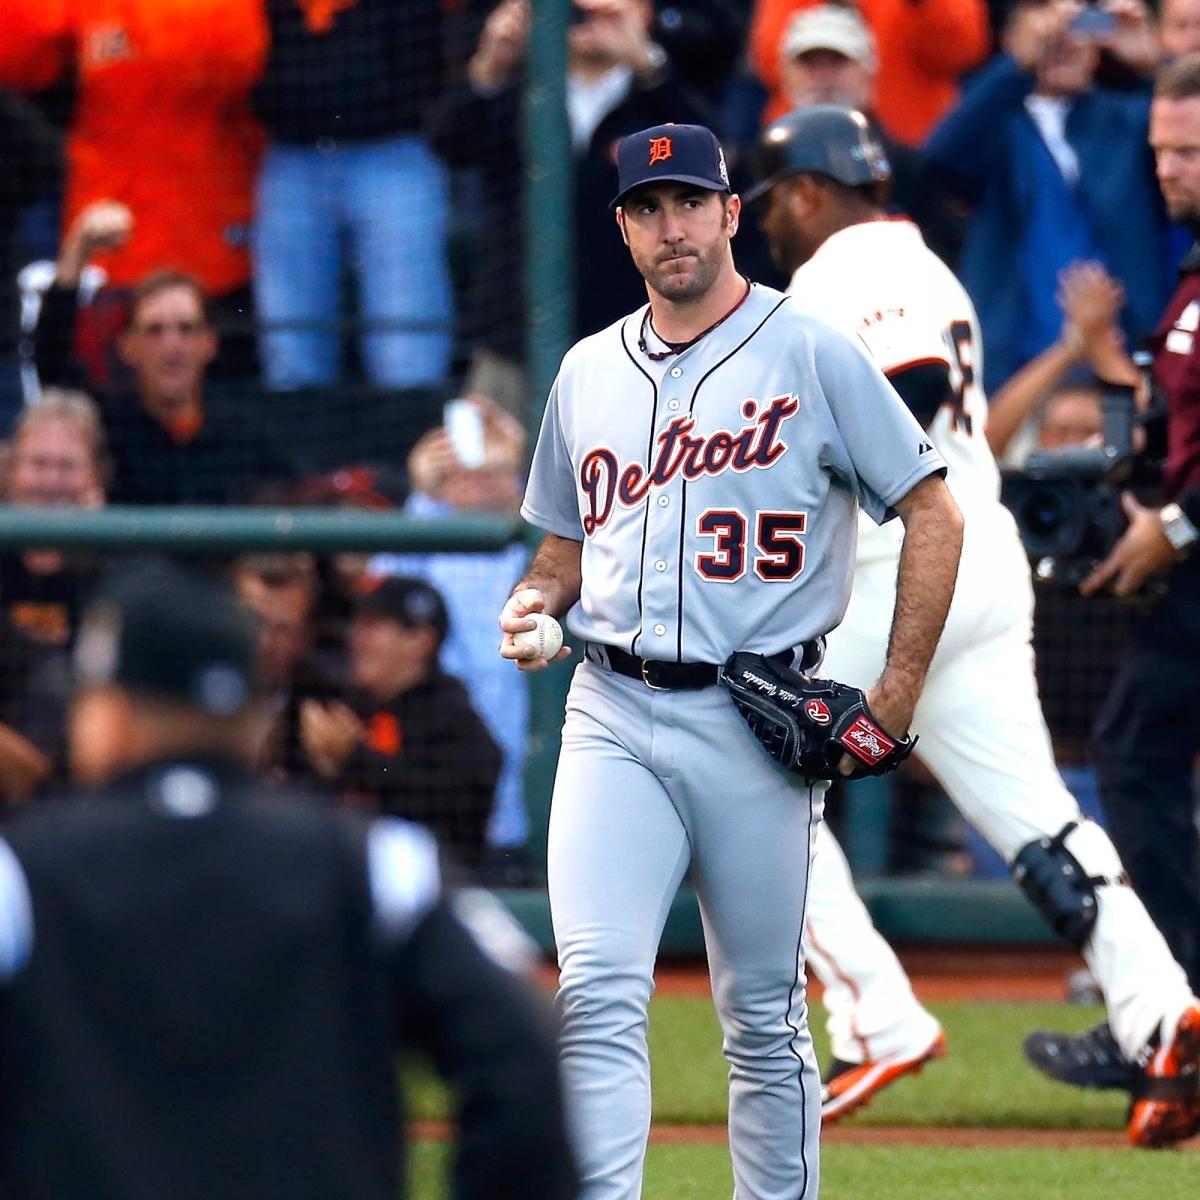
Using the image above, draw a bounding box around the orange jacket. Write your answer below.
[750,0,991,145]
[1,0,268,295]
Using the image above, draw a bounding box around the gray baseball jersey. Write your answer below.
[522,283,946,662]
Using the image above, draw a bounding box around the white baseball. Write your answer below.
[512,612,563,660]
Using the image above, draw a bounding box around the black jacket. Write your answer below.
[0,552,97,772]
[0,88,61,360]
[255,0,450,144]
[97,390,294,506]
[334,669,501,869]
[0,760,576,1200]
[33,284,293,505]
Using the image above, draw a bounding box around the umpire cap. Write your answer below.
[743,105,890,205]
[75,560,258,716]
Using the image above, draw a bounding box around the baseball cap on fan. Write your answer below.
[783,4,877,70]
[355,575,450,646]
[611,123,732,208]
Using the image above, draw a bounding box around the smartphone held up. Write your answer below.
[444,399,487,469]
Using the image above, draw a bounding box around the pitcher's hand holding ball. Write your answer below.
[499,587,571,671]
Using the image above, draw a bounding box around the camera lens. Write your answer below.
[1022,488,1066,538]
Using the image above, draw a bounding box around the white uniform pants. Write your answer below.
[812,522,1195,1061]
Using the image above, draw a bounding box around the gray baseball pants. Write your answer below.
[547,659,824,1200]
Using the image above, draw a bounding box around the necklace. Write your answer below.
[638,276,753,362]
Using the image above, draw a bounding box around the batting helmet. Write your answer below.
[743,105,891,204]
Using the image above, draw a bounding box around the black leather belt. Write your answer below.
[592,644,805,691]
[593,644,721,690]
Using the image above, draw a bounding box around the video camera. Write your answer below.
[999,379,1139,588]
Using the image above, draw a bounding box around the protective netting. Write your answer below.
[0,1,1175,893]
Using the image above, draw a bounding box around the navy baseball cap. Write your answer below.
[611,123,732,208]
[355,575,450,645]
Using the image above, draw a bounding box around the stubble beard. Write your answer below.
[1166,194,1200,229]
[639,243,724,306]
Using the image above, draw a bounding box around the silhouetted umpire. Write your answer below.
[0,561,577,1200]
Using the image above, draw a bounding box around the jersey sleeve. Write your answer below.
[860,306,954,429]
[855,308,950,378]
[519,376,584,540]
[812,326,947,524]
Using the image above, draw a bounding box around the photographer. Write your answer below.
[1074,57,1200,1000]
[1029,64,1200,1081]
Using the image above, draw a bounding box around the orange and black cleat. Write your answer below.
[821,1030,947,1125]
[1128,1002,1200,1149]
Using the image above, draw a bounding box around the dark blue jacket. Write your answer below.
[926,56,1173,393]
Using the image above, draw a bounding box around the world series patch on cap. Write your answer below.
[611,123,731,208]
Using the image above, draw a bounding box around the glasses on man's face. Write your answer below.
[133,319,206,338]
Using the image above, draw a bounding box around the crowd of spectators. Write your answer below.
[0,385,523,876]
[13,0,1197,457]
[3,0,1200,880]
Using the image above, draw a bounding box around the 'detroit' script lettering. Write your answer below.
[580,394,799,535]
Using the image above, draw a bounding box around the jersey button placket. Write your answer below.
[647,360,683,656]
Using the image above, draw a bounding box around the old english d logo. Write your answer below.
[648,136,673,165]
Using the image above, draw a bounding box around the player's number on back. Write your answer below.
[696,510,807,583]
[944,319,975,436]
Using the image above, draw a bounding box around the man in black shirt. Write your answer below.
[233,551,341,779]
[0,560,576,1200]
[301,576,501,869]
[36,261,293,504]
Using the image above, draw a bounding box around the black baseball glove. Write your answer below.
[719,650,917,782]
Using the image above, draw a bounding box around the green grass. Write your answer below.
[409,1143,1200,1200]
[818,1145,1199,1200]
[404,994,1193,1197]
[408,995,1127,1129]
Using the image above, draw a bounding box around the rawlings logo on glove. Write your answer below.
[841,716,894,763]
[719,650,916,781]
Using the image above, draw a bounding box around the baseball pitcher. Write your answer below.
[498,122,962,1199]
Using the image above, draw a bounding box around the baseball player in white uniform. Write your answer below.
[497,123,964,1198]
[748,105,1200,1148]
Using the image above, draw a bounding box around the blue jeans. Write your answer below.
[253,135,453,389]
